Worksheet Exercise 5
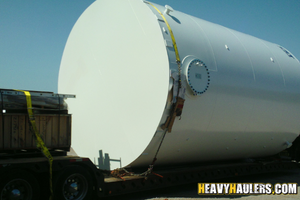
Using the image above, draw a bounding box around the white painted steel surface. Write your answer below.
[58,0,300,169]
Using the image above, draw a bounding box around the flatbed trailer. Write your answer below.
[1,89,299,200]
[0,154,105,200]
[101,158,299,198]
[1,153,298,200]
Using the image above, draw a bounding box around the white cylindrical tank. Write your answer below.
[58,0,300,169]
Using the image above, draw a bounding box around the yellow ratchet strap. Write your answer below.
[146,2,185,132]
[146,2,183,90]
[16,90,53,199]
[146,2,181,64]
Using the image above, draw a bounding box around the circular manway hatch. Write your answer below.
[186,59,210,95]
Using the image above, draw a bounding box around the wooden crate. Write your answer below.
[0,114,71,152]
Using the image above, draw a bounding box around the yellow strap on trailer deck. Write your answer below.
[16,90,53,200]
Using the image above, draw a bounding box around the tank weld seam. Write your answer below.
[111,2,186,179]
[144,2,185,175]
[146,2,185,132]
[146,2,182,91]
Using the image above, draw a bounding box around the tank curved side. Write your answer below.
[129,2,300,168]
[59,0,300,169]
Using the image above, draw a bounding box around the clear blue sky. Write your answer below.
[0,0,299,92]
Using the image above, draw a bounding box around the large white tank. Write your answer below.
[58,0,300,169]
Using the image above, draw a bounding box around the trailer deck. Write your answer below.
[101,159,299,198]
